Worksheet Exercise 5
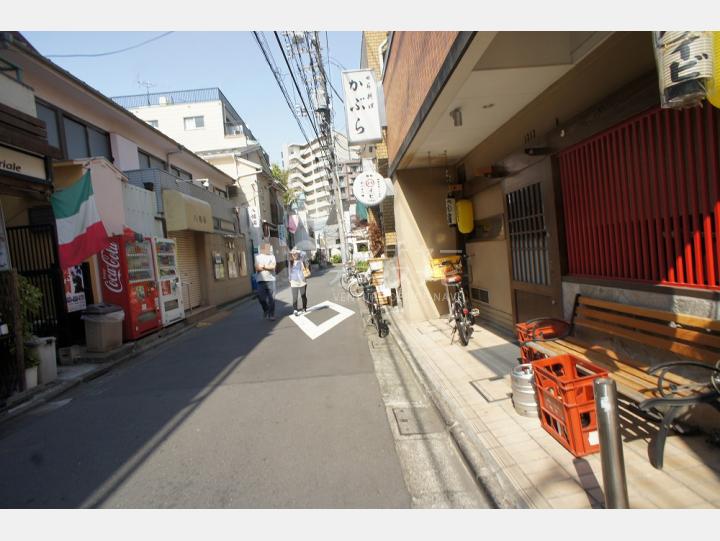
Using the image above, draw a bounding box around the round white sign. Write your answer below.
[352,171,388,206]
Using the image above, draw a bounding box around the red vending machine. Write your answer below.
[99,232,162,341]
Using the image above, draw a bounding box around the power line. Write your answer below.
[46,32,174,58]
[251,31,312,149]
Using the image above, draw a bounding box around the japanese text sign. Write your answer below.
[353,171,388,206]
[341,69,383,145]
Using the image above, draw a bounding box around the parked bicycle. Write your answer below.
[442,254,479,346]
[347,269,370,299]
[339,263,357,291]
[363,279,389,338]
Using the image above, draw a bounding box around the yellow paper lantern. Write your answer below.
[709,31,720,109]
[456,199,474,234]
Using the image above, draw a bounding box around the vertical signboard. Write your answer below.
[341,69,383,145]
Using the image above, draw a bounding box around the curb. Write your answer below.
[384,309,529,509]
[0,294,255,427]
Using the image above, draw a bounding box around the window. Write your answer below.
[184,116,205,130]
[171,166,192,181]
[36,102,60,148]
[138,150,166,171]
[37,100,111,161]
[88,127,110,158]
[147,120,159,128]
[63,117,89,159]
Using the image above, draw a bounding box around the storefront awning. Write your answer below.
[163,190,213,233]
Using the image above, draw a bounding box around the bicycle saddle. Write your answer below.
[443,273,462,285]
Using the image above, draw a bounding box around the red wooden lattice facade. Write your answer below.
[558,103,720,290]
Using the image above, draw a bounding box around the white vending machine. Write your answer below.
[151,237,185,326]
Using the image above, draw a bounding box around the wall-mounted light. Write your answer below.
[450,108,463,127]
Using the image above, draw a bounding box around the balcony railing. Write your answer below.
[124,168,238,228]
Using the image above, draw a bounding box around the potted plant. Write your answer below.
[17,276,56,386]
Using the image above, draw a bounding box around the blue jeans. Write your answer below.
[256,280,276,317]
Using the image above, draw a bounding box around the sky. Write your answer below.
[22,31,362,165]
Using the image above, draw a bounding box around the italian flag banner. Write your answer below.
[51,171,109,269]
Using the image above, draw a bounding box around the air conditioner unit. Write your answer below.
[158,96,173,105]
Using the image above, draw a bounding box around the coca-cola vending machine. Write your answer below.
[99,233,162,341]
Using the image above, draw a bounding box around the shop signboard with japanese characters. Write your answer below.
[353,171,388,206]
[341,69,383,145]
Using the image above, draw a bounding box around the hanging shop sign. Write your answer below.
[341,69,383,145]
[653,31,714,109]
[445,197,457,226]
[353,170,388,206]
[63,265,87,313]
[0,145,47,182]
[248,206,260,228]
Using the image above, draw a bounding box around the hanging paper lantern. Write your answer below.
[456,199,474,234]
[708,31,720,109]
[287,214,299,233]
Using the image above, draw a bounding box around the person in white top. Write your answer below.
[254,243,276,320]
[288,248,310,316]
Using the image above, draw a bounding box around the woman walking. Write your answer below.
[288,248,310,316]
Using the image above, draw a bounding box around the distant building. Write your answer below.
[112,88,287,266]
[282,132,358,235]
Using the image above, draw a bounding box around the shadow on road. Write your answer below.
[0,294,294,508]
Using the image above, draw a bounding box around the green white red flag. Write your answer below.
[51,171,109,269]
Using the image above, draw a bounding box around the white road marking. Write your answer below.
[289,300,355,340]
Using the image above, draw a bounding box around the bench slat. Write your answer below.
[574,317,719,365]
[539,340,668,394]
[528,341,648,402]
[576,306,720,350]
[578,296,720,332]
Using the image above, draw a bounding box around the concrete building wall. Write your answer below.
[109,133,141,171]
[394,166,458,322]
[467,184,512,330]
[129,101,250,153]
[383,32,458,164]
[201,232,251,306]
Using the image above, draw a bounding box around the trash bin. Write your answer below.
[82,304,125,352]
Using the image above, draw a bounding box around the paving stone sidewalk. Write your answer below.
[389,313,720,509]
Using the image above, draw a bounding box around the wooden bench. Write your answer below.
[520,295,720,469]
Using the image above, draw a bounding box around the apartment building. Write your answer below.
[112,88,287,267]
[282,132,358,234]
[0,33,252,355]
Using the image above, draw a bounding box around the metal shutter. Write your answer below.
[170,231,202,308]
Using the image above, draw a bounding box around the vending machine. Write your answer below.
[99,233,162,341]
[151,237,185,326]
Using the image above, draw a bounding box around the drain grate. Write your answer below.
[392,407,444,435]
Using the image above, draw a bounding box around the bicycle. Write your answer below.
[339,263,357,291]
[348,269,370,299]
[363,280,389,338]
[442,254,479,346]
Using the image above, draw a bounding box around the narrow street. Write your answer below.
[0,268,488,508]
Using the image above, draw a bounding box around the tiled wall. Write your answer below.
[383,32,458,165]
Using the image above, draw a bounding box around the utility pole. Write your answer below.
[311,31,349,264]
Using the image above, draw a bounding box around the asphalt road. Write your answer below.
[0,267,486,508]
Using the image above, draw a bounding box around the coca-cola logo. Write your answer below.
[101,241,123,294]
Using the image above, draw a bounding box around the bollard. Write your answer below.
[594,377,629,509]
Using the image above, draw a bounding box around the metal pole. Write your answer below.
[593,377,629,509]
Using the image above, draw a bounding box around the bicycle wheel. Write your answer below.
[454,301,470,346]
[348,278,365,298]
[340,272,352,290]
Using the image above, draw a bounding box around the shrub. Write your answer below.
[331,254,342,264]
[355,260,369,272]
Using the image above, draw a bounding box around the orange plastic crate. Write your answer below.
[532,354,608,457]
